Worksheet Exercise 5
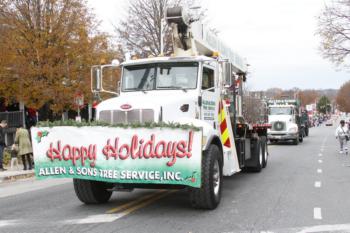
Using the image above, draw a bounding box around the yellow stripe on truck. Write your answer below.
[221,128,229,142]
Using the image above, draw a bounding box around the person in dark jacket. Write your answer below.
[0,120,8,171]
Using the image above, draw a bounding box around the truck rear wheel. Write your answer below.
[251,140,263,172]
[73,179,113,204]
[189,144,222,210]
[261,136,268,168]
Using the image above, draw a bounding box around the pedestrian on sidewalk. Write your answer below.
[335,120,349,154]
[14,127,33,170]
[0,120,7,171]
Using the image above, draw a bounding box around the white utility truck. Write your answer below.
[267,99,305,145]
[32,7,270,210]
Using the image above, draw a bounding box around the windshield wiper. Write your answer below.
[124,88,148,93]
[157,86,188,92]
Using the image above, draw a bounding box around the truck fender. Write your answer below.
[204,135,224,167]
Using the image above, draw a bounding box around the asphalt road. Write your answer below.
[1,123,350,233]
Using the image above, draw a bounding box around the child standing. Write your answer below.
[10,144,19,170]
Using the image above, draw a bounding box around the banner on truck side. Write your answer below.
[31,126,202,188]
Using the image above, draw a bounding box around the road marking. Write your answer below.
[296,223,350,233]
[114,190,176,217]
[314,207,322,220]
[0,178,71,199]
[318,159,323,163]
[106,190,166,214]
[317,169,322,173]
[314,181,321,188]
[262,223,350,233]
[318,153,322,157]
[0,220,18,227]
[65,214,123,224]
[65,190,176,224]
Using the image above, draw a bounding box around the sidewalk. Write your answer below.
[0,166,35,183]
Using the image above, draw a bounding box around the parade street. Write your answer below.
[0,124,349,233]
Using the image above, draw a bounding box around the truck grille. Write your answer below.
[99,109,154,124]
[272,121,285,131]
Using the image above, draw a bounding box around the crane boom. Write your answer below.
[166,6,247,74]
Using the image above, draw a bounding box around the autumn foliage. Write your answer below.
[336,80,350,112]
[298,90,319,107]
[0,0,118,113]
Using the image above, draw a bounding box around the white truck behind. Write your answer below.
[267,99,305,145]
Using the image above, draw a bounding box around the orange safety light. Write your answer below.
[212,51,220,58]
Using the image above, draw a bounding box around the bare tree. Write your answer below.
[318,0,350,68]
[243,95,267,123]
[265,88,283,99]
[243,87,267,124]
[115,0,204,57]
[336,80,350,112]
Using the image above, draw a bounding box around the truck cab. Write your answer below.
[267,100,304,145]
[95,56,218,128]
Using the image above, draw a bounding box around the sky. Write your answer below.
[88,0,349,91]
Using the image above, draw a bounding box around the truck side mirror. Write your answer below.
[101,65,120,95]
[91,64,120,96]
[91,66,101,92]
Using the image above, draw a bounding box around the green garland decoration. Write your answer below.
[36,120,201,131]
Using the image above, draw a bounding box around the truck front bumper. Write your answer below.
[268,132,298,141]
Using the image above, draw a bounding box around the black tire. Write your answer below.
[251,139,263,172]
[299,132,304,143]
[261,136,268,168]
[73,179,113,204]
[189,144,223,210]
[293,138,299,145]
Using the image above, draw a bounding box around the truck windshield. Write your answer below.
[122,62,198,92]
[269,107,293,115]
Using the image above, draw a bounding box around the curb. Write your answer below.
[0,171,35,183]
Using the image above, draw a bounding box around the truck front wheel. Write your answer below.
[293,138,299,145]
[189,144,222,210]
[73,179,113,204]
[299,132,304,143]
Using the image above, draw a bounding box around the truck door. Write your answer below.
[201,65,220,129]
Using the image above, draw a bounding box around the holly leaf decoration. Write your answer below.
[42,130,49,137]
